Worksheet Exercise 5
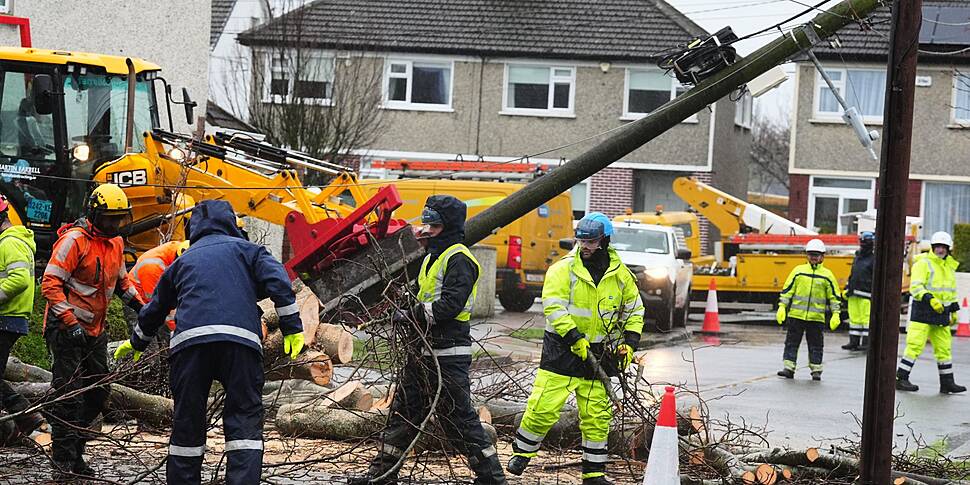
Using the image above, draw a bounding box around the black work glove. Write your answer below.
[64,324,87,345]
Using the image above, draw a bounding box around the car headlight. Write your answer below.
[644,267,669,280]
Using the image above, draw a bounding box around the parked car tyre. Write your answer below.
[499,290,535,313]
[655,289,675,332]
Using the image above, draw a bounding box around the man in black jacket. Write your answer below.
[349,195,506,485]
[843,231,875,351]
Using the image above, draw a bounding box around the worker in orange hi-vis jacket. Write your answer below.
[41,183,145,480]
[128,239,191,331]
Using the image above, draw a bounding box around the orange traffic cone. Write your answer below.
[694,278,724,336]
[642,386,679,485]
[956,298,970,337]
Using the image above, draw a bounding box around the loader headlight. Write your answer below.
[71,144,90,162]
[167,147,186,162]
[644,267,669,280]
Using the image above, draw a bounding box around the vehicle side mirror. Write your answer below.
[182,87,197,125]
[32,74,54,115]
[676,248,692,260]
[559,238,574,251]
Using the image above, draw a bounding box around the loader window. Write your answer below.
[62,73,154,175]
[0,70,58,224]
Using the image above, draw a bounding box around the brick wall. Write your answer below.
[788,174,810,226]
[589,167,634,217]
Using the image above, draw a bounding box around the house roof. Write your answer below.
[206,101,258,133]
[814,1,970,62]
[211,0,238,48]
[237,0,707,62]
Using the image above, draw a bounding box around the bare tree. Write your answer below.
[219,0,387,184]
[748,112,790,196]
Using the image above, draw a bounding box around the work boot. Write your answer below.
[811,371,822,381]
[470,453,508,484]
[841,335,859,351]
[776,368,794,379]
[582,475,615,485]
[51,461,75,482]
[896,369,919,392]
[940,374,968,394]
[73,441,95,478]
[13,411,46,436]
[506,455,531,476]
[856,336,869,352]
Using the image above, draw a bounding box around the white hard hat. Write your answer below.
[930,231,953,248]
[805,238,826,253]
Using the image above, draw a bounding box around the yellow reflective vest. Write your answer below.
[910,252,959,326]
[418,243,480,323]
[542,247,644,343]
[778,263,841,323]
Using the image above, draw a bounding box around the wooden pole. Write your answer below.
[859,1,922,483]
[463,0,882,246]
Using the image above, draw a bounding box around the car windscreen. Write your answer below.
[611,227,669,254]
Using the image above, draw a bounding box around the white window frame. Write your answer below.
[382,58,454,112]
[260,50,334,106]
[500,63,576,118]
[812,67,885,123]
[807,176,875,234]
[734,92,753,129]
[621,68,697,122]
[0,1,10,14]
[951,70,970,126]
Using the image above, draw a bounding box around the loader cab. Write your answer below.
[0,51,162,258]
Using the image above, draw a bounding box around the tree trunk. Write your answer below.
[264,350,333,386]
[275,404,386,440]
[326,381,373,411]
[313,323,354,364]
[4,357,52,383]
[108,384,173,429]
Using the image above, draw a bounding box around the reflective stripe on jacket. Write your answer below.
[778,263,841,323]
[41,219,142,336]
[417,243,480,353]
[910,252,960,326]
[539,247,645,378]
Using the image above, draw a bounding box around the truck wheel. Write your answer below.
[499,291,535,313]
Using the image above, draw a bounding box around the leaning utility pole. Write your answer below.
[465,0,883,244]
[859,1,921,483]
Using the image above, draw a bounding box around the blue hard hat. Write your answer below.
[575,212,614,240]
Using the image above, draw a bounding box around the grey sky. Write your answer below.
[665,0,846,125]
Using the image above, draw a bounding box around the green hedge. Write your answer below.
[9,283,130,370]
[954,224,970,273]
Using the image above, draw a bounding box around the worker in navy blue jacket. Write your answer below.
[115,199,304,485]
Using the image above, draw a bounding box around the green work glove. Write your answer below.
[776,305,787,325]
[951,311,959,326]
[616,344,635,370]
[829,314,841,331]
[570,337,590,361]
[283,332,305,360]
[930,297,945,314]
[113,340,142,362]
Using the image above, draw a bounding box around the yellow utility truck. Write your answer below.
[362,178,573,312]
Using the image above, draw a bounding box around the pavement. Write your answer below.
[476,298,970,456]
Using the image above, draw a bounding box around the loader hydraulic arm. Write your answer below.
[143,130,368,226]
[672,177,815,236]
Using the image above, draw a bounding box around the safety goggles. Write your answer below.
[421,207,443,225]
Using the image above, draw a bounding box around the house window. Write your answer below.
[735,92,753,128]
[503,65,574,115]
[923,182,970,236]
[384,59,452,110]
[953,71,970,124]
[814,68,886,121]
[807,176,874,234]
[263,52,334,104]
[571,182,589,219]
[623,68,695,121]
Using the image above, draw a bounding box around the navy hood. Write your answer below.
[188,200,244,243]
[425,195,466,256]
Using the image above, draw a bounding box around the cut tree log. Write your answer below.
[259,287,321,342]
[275,404,386,440]
[753,463,778,484]
[478,405,492,425]
[327,381,373,411]
[8,382,52,402]
[108,384,173,429]
[4,357,52,382]
[312,323,354,364]
[264,351,333,386]
[371,384,395,411]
